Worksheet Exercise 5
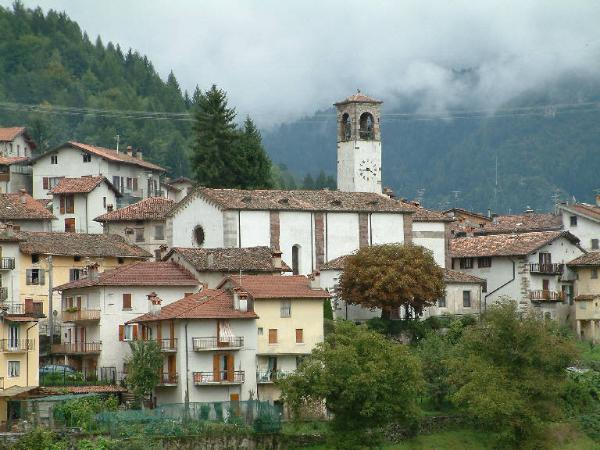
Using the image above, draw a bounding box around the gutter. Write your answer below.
[25,322,37,386]
[483,257,516,312]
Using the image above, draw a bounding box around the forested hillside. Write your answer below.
[0,3,192,176]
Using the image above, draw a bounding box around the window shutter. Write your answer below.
[226,355,234,381]
[132,324,138,340]
[59,196,65,214]
[141,325,147,341]
[156,324,162,341]
[43,177,49,190]
[26,269,32,285]
[212,354,220,381]
[118,325,124,341]
[39,270,45,285]
[132,178,138,191]
[123,293,131,309]
[296,329,303,343]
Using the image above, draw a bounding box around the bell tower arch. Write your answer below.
[334,91,382,193]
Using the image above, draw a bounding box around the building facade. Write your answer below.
[567,252,600,342]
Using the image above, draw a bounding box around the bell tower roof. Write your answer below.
[334,90,383,106]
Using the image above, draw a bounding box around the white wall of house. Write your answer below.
[423,283,483,317]
[413,221,446,267]
[0,241,21,309]
[169,196,225,248]
[239,211,271,247]
[279,211,314,275]
[52,185,116,234]
[103,219,167,254]
[10,219,51,232]
[561,209,600,251]
[0,135,32,158]
[370,213,405,245]
[325,213,359,261]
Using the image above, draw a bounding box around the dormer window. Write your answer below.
[50,154,58,164]
[82,153,91,163]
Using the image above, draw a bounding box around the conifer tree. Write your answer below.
[237,116,273,189]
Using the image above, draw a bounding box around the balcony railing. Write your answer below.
[62,308,101,322]
[192,337,244,351]
[51,342,102,354]
[0,257,15,270]
[0,339,34,352]
[157,372,178,386]
[0,288,7,302]
[154,338,177,352]
[529,290,565,302]
[529,263,563,275]
[256,370,292,384]
[193,370,245,385]
[39,368,124,387]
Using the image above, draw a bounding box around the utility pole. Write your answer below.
[115,134,120,153]
[47,255,54,345]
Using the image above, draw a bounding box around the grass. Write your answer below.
[576,341,600,364]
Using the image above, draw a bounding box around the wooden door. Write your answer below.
[212,354,220,381]
[76,296,82,309]
[539,252,552,265]
[169,320,175,347]
[542,279,550,291]
[167,355,176,382]
[226,354,234,382]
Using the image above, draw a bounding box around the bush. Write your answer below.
[199,403,210,420]
[53,395,118,430]
[10,428,66,450]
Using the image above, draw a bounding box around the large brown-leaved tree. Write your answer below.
[338,243,445,319]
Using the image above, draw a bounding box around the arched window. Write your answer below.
[292,245,300,275]
[359,112,374,140]
[193,225,205,247]
[341,113,351,141]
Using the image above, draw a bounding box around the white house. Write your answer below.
[0,191,54,231]
[0,127,35,159]
[129,288,258,405]
[52,261,200,379]
[31,142,165,206]
[162,177,194,203]
[94,197,175,255]
[450,230,584,321]
[559,198,600,251]
[49,176,120,234]
[162,246,291,288]
[0,127,36,195]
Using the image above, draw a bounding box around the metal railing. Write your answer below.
[0,257,15,270]
[39,368,123,386]
[157,372,178,385]
[193,371,245,384]
[0,339,34,352]
[256,370,292,383]
[529,290,565,301]
[529,263,563,274]
[154,338,177,352]
[192,336,244,351]
[62,308,101,322]
[51,342,102,354]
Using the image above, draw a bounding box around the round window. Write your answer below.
[193,226,205,247]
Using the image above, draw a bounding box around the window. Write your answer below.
[60,194,75,214]
[462,291,471,308]
[126,177,133,190]
[26,269,44,285]
[132,177,138,191]
[7,361,20,378]
[9,325,18,348]
[117,257,124,264]
[459,258,474,269]
[359,112,374,139]
[477,257,492,268]
[122,324,137,341]
[135,228,145,242]
[292,245,300,275]
[103,197,107,208]
[437,297,446,308]
[258,327,263,335]
[122,293,132,310]
[268,329,278,344]
[69,268,84,282]
[112,176,121,192]
[193,226,205,246]
[64,218,75,232]
[43,177,63,190]
[295,329,304,343]
[154,225,164,240]
[50,154,58,164]
[570,215,578,226]
[31,254,39,264]
[74,255,81,262]
[592,239,599,250]
[280,300,291,318]
[82,153,91,163]
[592,269,598,280]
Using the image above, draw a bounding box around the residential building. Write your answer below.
[477,212,563,236]
[567,252,600,342]
[444,208,491,235]
[0,127,36,159]
[17,232,151,317]
[31,142,165,206]
[450,230,584,321]
[129,288,257,405]
[162,246,291,288]
[162,177,194,202]
[559,198,600,251]
[53,261,199,378]
[218,274,329,402]
[94,197,175,255]
[0,191,54,231]
[167,187,415,276]
[49,176,120,234]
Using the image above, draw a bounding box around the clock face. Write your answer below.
[358,159,380,181]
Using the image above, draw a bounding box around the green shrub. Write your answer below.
[199,403,210,420]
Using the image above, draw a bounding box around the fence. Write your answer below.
[39,367,123,386]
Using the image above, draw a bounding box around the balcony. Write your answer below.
[0,172,9,182]
[0,339,34,352]
[529,290,565,302]
[193,371,245,385]
[0,288,7,302]
[0,258,14,270]
[157,372,178,386]
[192,337,244,351]
[51,342,102,355]
[62,308,101,323]
[529,263,563,275]
[256,370,292,384]
[154,338,177,352]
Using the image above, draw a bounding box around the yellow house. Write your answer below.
[219,274,329,402]
[16,231,151,319]
[569,252,600,342]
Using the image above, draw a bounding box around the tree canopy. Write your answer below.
[125,340,163,404]
[338,243,445,319]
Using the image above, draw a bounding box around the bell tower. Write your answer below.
[334,91,383,193]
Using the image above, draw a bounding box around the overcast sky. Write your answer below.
[3,0,600,125]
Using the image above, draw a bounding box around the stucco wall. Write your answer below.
[103,219,168,254]
[279,212,314,275]
[51,185,116,234]
[369,213,405,245]
[170,196,225,248]
[562,209,600,251]
[412,221,446,267]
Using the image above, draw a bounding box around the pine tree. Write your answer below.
[303,173,315,189]
[237,116,273,189]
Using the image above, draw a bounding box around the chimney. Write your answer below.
[200,281,208,291]
[309,271,321,289]
[232,287,241,309]
[19,189,27,204]
[87,263,99,280]
[238,291,249,312]
[487,208,492,218]
[524,206,534,214]
[596,194,600,207]
[383,187,395,199]
[147,291,162,315]
[126,145,133,157]
[271,250,282,270]
[157,244,169,261]
[107,205,114,212]
[491,213,498,225]
[207,253,214,269]
[136,148,143,160]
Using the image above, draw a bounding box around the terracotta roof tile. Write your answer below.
[568,252,600,266]
[95,197,174,222]
[55,261,197,291]
[130,289,257,322]
[18,231,151,258]
[410,205,453,222]
[443,268,486,284]
[0,127,25,141]
[165,246,291,273]
[0,156,29,165]
[450,231,580,258]
[478,213,562,234]
[321,255,350,271]
[443,208,491,222]
[221,275,330,299]
[335,93,383,104]
[50,176,119,195]
[561,203,600,222]
[174,187,414,214]
[0,192,55,220]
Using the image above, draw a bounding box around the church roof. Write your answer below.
[334,92,383,105]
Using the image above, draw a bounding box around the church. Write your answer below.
[166,92,451,275]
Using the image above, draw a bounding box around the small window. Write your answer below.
[7,361,20,378]
[193,226,205,247]
[74,255,81,262]
[64,194,75,214]
[82,153,91,163]
[124,324,135,341]
[459,258,474,269]
[31,254,39,264]
[69,268,84,282]
[280,300,291,318]
[463,291,471,308]
[268,329,278,344]
[292,245,300,275]
[258,327,263,335]
[122,293,132,310]
[570,215,578,226]
[26,269,45,285]
[126,178,133,190]
[592,239,599,250]
[64,218,75,232]
[117,257,124,264]
[477,257,492,268]
[437,297,446,308]
[132,178,138,191]
[154,225,164,240]
[50,154,58,164]
[103,197,106,208]
[112,176,121,192]
[296,329,304,343]
[592,269,598,280]
[135,228,145,242]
